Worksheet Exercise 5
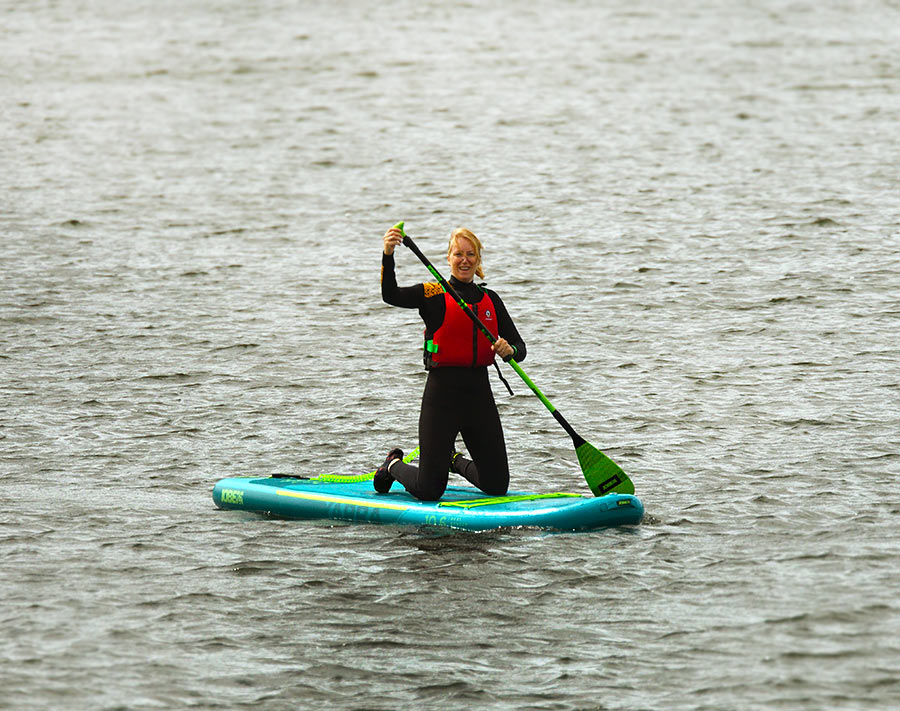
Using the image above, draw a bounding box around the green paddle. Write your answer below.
[392,222,634,496]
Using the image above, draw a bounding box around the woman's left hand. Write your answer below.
[492,337,515,361]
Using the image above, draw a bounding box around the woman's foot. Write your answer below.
[373,448,403,493]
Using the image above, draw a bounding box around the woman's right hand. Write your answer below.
[383,226,404,255]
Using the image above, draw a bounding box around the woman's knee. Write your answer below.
[479,476,509,497]
[413,480,447,501]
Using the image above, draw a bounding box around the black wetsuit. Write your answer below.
[381,252,526,501]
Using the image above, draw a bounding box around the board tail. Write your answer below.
[576,442,634,496]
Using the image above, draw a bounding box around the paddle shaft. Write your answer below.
[401,233,586,449]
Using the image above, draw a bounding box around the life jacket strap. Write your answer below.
[493,361,514,396]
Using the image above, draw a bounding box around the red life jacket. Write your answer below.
[427,290,498,367]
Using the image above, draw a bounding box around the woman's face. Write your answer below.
[447,237,479,283]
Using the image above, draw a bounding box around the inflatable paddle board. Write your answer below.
[212,475,643,532]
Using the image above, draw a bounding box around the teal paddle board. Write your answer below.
[212,475,643,532]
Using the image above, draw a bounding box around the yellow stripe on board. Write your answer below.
[276,489,410,511]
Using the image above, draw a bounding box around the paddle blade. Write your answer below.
[576,441,634,496]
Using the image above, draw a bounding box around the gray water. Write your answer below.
[3,1,899,709]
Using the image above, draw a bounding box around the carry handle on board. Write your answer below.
[394,221,634,497]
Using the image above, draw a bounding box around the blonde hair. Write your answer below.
[447,227,485,279]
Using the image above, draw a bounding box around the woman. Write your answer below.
[375,225,527,501]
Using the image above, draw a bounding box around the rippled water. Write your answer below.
[3,1,899,709]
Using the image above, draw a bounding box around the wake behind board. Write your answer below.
[212,476,643,532]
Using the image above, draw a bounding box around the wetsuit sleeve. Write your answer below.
[381,252,424,308]
[489,290,526,362]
